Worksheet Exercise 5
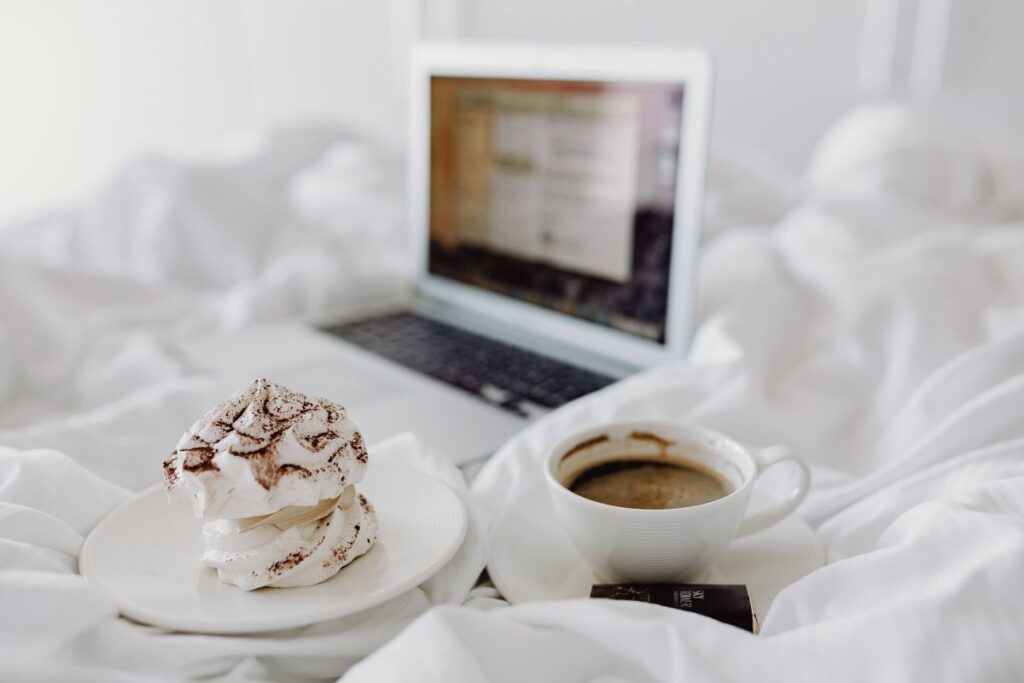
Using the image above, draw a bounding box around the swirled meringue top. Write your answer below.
[163,378,368,519]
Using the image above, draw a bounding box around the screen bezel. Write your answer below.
[409,43,713,368]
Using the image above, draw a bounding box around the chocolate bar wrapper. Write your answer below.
[591,583,757,633]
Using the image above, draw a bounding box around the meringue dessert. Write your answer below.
[163,378,378,590]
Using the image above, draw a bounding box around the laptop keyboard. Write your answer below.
[323,312,615,415]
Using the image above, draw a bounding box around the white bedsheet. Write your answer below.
[2,106,1024,681]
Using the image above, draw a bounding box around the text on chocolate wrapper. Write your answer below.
[674,589,705,608]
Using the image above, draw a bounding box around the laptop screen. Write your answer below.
[427,76,684,344]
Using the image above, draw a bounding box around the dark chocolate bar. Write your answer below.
[590,583,756,633]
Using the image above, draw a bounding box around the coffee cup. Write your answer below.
[544,421,810,583]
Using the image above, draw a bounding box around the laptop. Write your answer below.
[191,44,713,465]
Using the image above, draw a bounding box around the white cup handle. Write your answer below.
[736,446,811,537]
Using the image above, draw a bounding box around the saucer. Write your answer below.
[487,489,824,622]
[81,463,467,634]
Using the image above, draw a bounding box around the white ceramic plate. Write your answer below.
[81,463,467,634]
[488,489,824,624]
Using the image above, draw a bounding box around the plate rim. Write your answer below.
[80,462,468,634]
[487,488,825,606]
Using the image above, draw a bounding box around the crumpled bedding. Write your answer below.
[347,105,1024,681]
[2,104,1024,681]
[0,125,410,431]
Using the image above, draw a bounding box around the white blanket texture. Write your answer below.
[2,106,1024,682]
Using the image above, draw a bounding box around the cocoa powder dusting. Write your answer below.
[162,455,179,487]
[181,447,219,474]
[303,430,338,452]
[167,379,367,493]
[267,547,314,575]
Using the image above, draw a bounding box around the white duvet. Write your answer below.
[2,106,1024,681]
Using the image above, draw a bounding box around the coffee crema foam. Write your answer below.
[569,459,733,510]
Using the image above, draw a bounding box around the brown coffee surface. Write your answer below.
[569,459,732,510]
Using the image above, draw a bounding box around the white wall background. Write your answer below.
[0,0,400,225]
[457,0,869,173]
[0,0,1019,226]
[941,0,1024,134]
